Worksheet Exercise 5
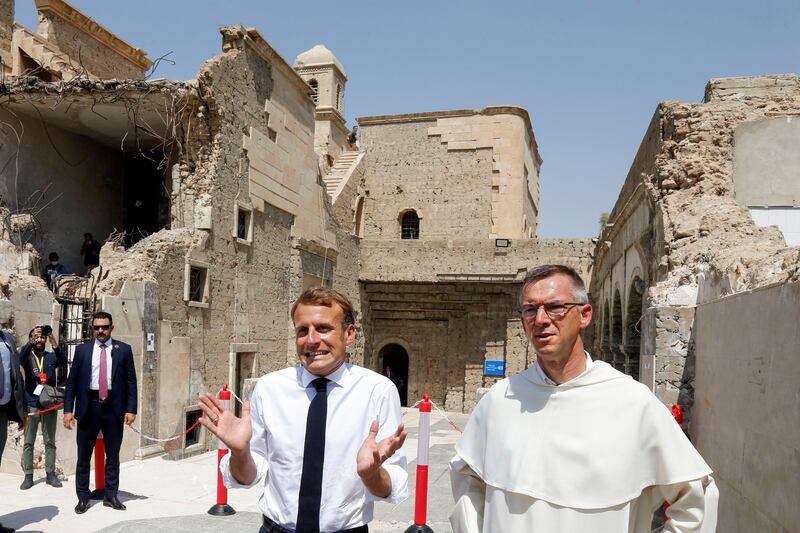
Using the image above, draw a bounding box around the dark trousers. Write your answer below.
[75,399,124,501]
[0,409,8,466]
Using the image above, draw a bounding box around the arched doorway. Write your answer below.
[625,276,644,380]
[379,344,409,406]
[611,290,624,371]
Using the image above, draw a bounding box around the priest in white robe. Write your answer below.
[450,264,718,533]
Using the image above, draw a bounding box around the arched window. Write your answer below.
[308,79,319,105]
[400,211,419,239]
[336,84,342,112]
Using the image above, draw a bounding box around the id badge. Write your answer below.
[33,384,44,396]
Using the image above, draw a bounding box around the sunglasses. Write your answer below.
[92,325,111,331]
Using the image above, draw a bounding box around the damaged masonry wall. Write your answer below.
[589,74,800,533]
[0,22,360,470]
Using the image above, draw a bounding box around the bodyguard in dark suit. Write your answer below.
[0,329,28,533]
[64,311,137,514]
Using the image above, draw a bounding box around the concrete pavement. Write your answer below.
[0,407,469,533]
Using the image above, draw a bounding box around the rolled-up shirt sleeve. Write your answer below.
[365,381,408,504]
[220,385,269,489]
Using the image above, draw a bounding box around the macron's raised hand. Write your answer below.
[197,392,252,454]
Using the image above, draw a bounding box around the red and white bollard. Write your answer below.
[90,431,106,500]
[405,394,435,533]
[208,384,236,516]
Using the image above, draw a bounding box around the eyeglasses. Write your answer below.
[92,325,111,331]
[521,302,585,321]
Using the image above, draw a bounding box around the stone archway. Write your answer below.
[611,290,624,371]
[378,343,409,406]
[625,276,644,380]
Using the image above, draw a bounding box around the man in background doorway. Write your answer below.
[42,252,70,290]
[79,233,101,273]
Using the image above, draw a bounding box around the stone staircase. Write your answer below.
[322,150,364,202]
[12,24,83,79]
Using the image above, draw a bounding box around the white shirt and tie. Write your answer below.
[90,339,112,391]
[221,363,408,531]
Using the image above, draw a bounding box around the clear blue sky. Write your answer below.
[15,0,800,238]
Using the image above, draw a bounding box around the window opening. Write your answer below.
[235,203,253,243]
[309,79,319,105]
[185,409,202,446]
[189,266,207,303]
[400,211,419,240]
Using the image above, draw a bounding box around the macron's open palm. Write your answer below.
[198,392,252,453]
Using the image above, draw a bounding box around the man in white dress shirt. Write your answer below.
[199,287,408,533]
[450,264,719,533]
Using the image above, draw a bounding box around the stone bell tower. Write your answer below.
[294,44,351,168]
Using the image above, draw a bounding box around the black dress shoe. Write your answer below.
[103,496,126,510]
[74,500,90,514]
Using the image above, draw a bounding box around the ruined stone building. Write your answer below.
[589,74,800,532]
[0,0,591,473]
[3,3,797,530]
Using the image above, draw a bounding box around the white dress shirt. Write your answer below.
[221,363,408,531]
[90,338,113,391]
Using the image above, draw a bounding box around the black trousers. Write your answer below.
[75,399,124,501]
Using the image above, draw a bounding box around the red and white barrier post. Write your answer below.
[90,431,106,500]
[208,384,236,516]
[660,403,686,524]
[405,394,435,533]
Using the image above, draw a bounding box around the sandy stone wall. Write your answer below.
[361,238,593,283]
[0,0,12,70]
[360,238,592,412]
[692,281,800,532]
[358,108,540,241]
[362,281,527,412]
[358,118,494,240]
[36,0,149,79]
[590,74,800,430]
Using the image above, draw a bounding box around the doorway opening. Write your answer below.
[123,149,171,247]
[234,351,256,417]
[379,344,409,406]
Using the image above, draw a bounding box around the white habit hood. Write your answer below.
[455,360,713,509]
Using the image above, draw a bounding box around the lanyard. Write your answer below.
[34,353,45,374]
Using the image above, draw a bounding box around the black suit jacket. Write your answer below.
[0,331,26,423]
[64,339,137,421]
[19,343,68,409]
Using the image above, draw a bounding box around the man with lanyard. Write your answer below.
[0,328,27,533]
[19,326,67,490]
[198,287,408,533]
[450,264,718,532]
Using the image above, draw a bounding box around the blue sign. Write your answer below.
[483,360,506,377]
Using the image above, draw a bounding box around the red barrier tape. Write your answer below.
[29,403,64,416]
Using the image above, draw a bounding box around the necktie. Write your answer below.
[296,377,330,533]
[99,343,108,400]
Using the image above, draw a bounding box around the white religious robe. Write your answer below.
[450,358,719,532]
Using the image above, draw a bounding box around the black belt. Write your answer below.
[89,390,112,403]
[262,515,367,533]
